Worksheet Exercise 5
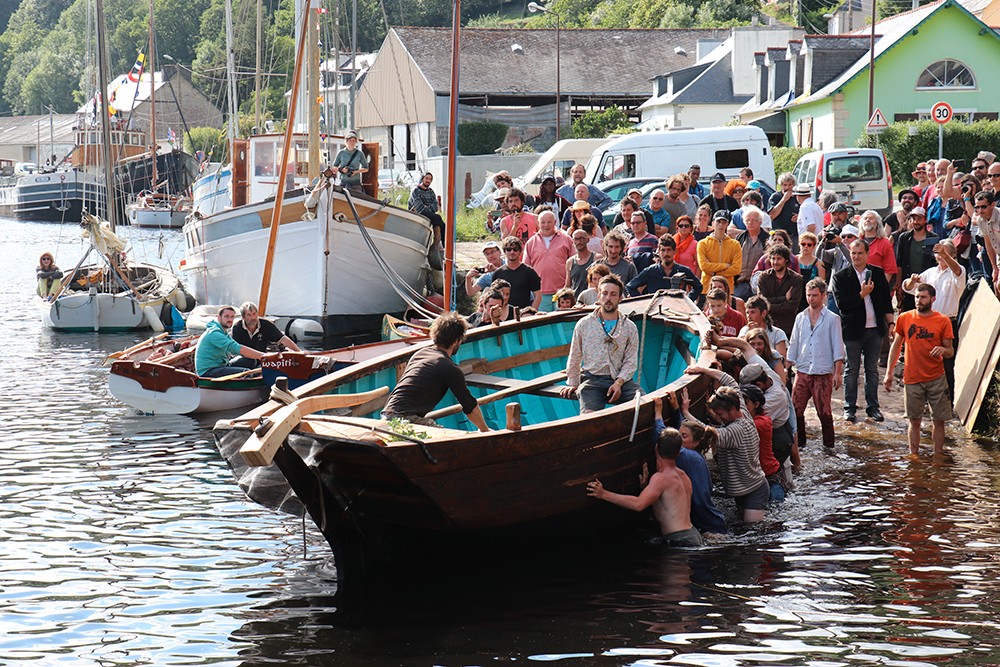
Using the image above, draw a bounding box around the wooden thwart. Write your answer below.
[426,370,568,420]
[459,344,570,376]
[240,386,390,466]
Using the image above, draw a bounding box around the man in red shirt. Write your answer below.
[705,288,747,337]
[883,283,954,456]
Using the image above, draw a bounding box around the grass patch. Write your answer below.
[454,205,497,243]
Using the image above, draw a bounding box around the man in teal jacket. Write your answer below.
[195,306,264,377]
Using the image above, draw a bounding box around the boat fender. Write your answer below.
[143,305,165,332]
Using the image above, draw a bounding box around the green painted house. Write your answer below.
[743,0,1000,149]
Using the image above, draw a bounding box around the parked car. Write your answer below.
[791,148,893,218]
[594,177,666,207]
[602,178,776,227]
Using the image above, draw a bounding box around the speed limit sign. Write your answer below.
[931,101,953,124]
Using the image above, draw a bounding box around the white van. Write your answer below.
[584,126,775,187]
[516,138,610,195]
[791,148,893,217]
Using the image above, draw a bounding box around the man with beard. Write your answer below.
[884,283,954,457]
[561,274,640,413]
[704,172,739,213]
[556,163,613,210]
[565,228,601,297]
[627,234,701,299]
[891,189,919,236]
[755,245,803,337]
[596,230,638,284]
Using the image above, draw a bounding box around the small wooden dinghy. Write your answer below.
[213,291,715,584]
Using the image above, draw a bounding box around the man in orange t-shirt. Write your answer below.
[883,283,954,457]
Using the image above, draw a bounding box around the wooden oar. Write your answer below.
[208,368,263,382]
[426,370,567,421]
[240,386,390,466]
[104,332,169,364]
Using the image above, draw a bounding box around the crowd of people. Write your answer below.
[429,154,997,543]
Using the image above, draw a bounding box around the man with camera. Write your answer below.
[332,131,368,194]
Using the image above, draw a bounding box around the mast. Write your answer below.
[255,0,262,132]
[224,0,239,206]
[95,0,118,228]
[258,0,313,315]
[308,4,320,181]
[444,0,460,311]
[148,0,158,194]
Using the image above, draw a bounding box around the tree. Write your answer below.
[571,106,629,139]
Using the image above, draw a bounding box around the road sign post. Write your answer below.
[932,101,953,160]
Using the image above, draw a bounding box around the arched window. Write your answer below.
[916,59,976,90]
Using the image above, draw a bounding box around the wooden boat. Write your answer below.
[109,336,427,415]
[40,214,192,332]
[127,191,190,228]
[381,313,430,340]
[213,292,715,586]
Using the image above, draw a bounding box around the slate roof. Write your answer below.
[391,27,730,96]
[0,114,78,146]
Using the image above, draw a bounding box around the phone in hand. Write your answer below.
[864,268,872,283]
[954,159,966,170]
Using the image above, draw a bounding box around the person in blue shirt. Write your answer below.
[654,396,727,537]
[555,163,613,211]
[688,164,706,199]
[642,188,673,236]
[194,306,264,377]
[627,234,701,300]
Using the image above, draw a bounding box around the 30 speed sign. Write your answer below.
[931,101,953,125]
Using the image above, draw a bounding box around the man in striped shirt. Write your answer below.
[681,366,768,522]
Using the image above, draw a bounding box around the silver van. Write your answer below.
[792,148,893,217]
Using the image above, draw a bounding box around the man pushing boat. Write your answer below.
[560,274,640,413]
[381,312,491,432]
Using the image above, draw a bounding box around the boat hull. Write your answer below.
[109,361,266,414]
[128,205,187,228]
[182,185,434,338]
[214,294,715,586]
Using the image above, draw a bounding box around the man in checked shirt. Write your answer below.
[560,274,640,413]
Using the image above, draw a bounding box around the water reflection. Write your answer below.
[3,219,1000,665]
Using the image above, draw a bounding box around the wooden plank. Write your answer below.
[459,344,570,376]
[955,279,1000,430]
[426,370,568,420]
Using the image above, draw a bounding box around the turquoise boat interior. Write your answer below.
[328,314,702,431]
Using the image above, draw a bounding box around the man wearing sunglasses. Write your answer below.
[973,190,1000,296]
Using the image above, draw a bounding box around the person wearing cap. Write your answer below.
[832,238,894,424]
[332,131,368,193]
[679,365,767,523]
[768,173,800,250]
[697,209,742,294]
[499,188,539,242]
[738,382,785,502]
[911,162,931,199]
[561,183,596,229]
[894,206,938,312]
[525,209,574,312]
[705,172,739,214]
[610,191,653,231]
[787,277,843,450]
[891,189,919,234]
[555,163,613,211]
[688,164,706,199]
[626,233,701,300]
[793,183,823,238]
[464,240,506,298]
[534,174,571,219]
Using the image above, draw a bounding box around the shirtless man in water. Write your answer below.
[587,427,703,546]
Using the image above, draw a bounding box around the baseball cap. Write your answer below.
[346,130,359,140]
[739,364,766,384]
[829,202,849,213]
[840,223,861,238]
[627,188,643,197]
[710,172,726,183]
[482,241,501,251]
[712,209,731,221]
[910,206,927,218]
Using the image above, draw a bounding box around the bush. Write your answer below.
[185,127,227,163]
[572,106,631,139]
[457,122,508,155]
[772,146,811,178]
[859,120,1000,186]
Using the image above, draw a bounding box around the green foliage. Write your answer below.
[529,0,760,29]
[572,105,630,138]
[385,417,429,442]
[457,122,509,156]
[859,121,1000,187]
[773,146,812,177]
[185,125,226,162]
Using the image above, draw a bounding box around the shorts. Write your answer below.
[903,373,951,421]
[578,372,641,413]
[652,527,704,547]
[734,480,770,512]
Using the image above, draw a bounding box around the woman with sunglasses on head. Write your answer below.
[36,252,63,301]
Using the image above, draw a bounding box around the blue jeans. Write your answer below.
[844,328,883,412]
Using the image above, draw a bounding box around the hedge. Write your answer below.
[457,122,509,155]
[859,120,1000,186]
[772,146,812,179]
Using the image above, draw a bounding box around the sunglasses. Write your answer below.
[974,204,990,210]
[990,174,1000,178]
[676,224,692,229]
[800,242,815,247]
[651,196,664,200]
[843,234,858,239]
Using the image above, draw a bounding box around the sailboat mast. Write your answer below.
[443,0,461,311]
[308,5,320,181]
[255,0,262,132]
[258,0,314,315]
[224,0,239,206]
[94,0,118,228]
[148,0,158,193]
